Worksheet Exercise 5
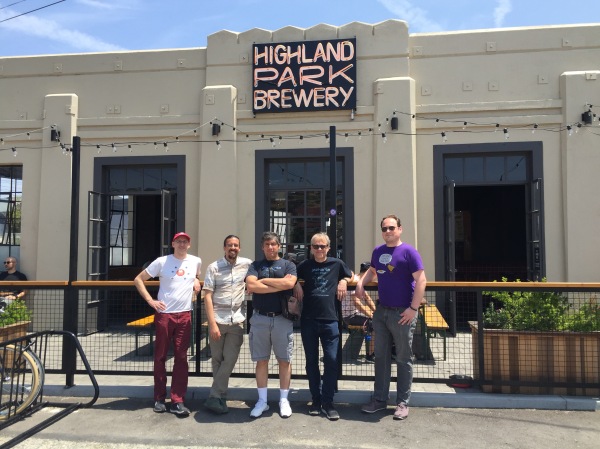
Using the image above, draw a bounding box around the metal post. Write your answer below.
[62,136,80,387]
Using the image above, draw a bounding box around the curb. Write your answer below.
[42,383,600,411]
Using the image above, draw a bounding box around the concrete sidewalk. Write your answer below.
[43,373,599,411]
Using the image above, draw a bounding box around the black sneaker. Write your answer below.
[365,353,375,363]
[321,402,340,421]
[308,401,321,416]
[171,402,190,416]
[153,400,167,413]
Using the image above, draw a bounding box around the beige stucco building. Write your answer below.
[1,20,599,295]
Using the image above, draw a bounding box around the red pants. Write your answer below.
[153,311,191,403]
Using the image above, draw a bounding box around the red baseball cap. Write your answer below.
[172,232,191,242]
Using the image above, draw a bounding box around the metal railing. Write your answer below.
[1,280,598,395]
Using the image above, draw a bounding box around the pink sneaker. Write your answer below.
[393,403,409,420]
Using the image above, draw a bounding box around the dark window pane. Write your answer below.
[108,168,126,192]
[444,158,463,182]
[506,155,527,181]
[287,163,304,185]
[162,168,177,190]
[464,157,484,182]
[126,168,143,191]
[144,168,161,191]
[269,163,285,188]
[288,191,305,216]
[305,162,325,188]
[306,190,322,217]
[485,157,504,182]
[306,218,322,238]
[269,191,286,213]
[290,218,305,243]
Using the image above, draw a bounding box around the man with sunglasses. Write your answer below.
[293,232,352,420]
[0,257,28,310]
[356,215,426,421]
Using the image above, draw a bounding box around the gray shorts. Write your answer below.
[249,313,294,362]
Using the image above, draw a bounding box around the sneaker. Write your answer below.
[321,403,340,421]
[153,400,167,413]
[219,398,229,414]
[365,353,375,363]
[204,396,227,414]
[279,399,292,418]
[393,402,409,420]
[170,402,190,416]
[250,400,269,418]
[361,398,388,414]
[308,400,321,416]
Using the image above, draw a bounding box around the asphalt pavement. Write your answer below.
[1,374,598,448]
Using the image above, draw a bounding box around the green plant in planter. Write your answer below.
[483,278,570,331]
[0,299,32,327]
[566,297,600,332]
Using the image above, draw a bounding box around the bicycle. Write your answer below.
[0,341,45,420]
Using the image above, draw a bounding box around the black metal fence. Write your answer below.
[1,280,599,395]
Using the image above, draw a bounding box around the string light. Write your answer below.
[11,147,17,157]
[382,132,387,144]
[154,142,157,150]
[163,142,169,152]
[441,132,447,142]
[27,132,30,140]
[532,124,538,134]
[345,133,349,142]
[299,135,304,144]
[112,143,117,153]
[503,128,509,140]
[97,145,101,154]
[216,140,221,151]
[358,131,362,140]
[270,137,275,148]
[567,125,573,136]
[128,144,132,152]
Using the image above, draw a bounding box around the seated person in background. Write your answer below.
[0,257,28,311]
[342,262,377,361]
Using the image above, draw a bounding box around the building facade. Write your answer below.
[1,20,599,288]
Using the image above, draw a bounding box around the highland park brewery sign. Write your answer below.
[253,37,356,113]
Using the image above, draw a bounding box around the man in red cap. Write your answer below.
[134,232,202,416]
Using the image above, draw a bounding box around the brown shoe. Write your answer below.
[361,398,388,414]
[393,402,409,420]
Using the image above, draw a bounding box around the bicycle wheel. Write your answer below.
[0,345,44,420]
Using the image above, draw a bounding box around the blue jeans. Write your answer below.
[300,318,339,404]
[372,305,416,405]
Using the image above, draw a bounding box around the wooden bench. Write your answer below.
[126,313,208,356]
[419,304,449,361]
[127,314,155,356]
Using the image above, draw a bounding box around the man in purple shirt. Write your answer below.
[356,214,427,421]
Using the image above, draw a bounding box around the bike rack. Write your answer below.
[0,330,99,448]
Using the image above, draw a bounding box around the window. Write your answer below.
[0,166,23,258]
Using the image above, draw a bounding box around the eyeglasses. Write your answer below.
[311,244,328,250]
[381,226,397,232]
[3,261,12,264]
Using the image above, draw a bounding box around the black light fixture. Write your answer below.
[211,123,221,136]
[582,108,593,125]
[390,116,399,130]
[50,128,61,142]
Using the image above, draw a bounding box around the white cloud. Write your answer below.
[1,13,125,52]
[376,0,443,32]
[493,0,512,28]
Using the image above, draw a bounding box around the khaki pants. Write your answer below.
[209,322,245,398]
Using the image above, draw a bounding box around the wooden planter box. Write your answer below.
[470,322,600,396]
[0,321,31,343]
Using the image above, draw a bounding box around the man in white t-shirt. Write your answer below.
[134,232,202,416]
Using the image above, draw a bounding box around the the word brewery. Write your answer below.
[253,38,357,113]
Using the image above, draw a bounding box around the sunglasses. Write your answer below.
[381,226,397,232]
[311,244,328,250]
[3,261,12,264]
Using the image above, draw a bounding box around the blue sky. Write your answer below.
[0,0,598,57]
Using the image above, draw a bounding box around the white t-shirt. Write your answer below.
[145,254,202,313]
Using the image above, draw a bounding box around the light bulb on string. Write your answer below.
[97,145,101,154]
[193,129,197,136]
[270,137,275,148]
[154,142,158,150]
[325,134,329,144]
[567,125,573,136]
[463,122,467,130]
[358,131,362,140]
[382,132,387,144]
[246,134,250,142]
[434,118,440,127]
[27,132,30,140]
[61,144,69,156]
[11,147,17,157]
[344,133,349,142]
[495,123,500,132]
[164,142,169,152]
[216,140,221,151]
[299,135,304,145]
[112,143,117,153]
[503,128,509,140]
[0,138,3,145]
[128,145,132,152]
[532,124,538,134]
[442,132,447,143]
[175,136,179,144]
[576,123,582,133]
[278,136,282,145]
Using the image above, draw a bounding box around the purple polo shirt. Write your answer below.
[371,243,424,308]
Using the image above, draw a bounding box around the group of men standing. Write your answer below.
[133,213,426,422]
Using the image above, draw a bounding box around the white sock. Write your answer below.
[257,387,268,403]
[280,389,289,401]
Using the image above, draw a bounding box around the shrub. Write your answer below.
[483,278,570,331]
[0,299,32,327]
